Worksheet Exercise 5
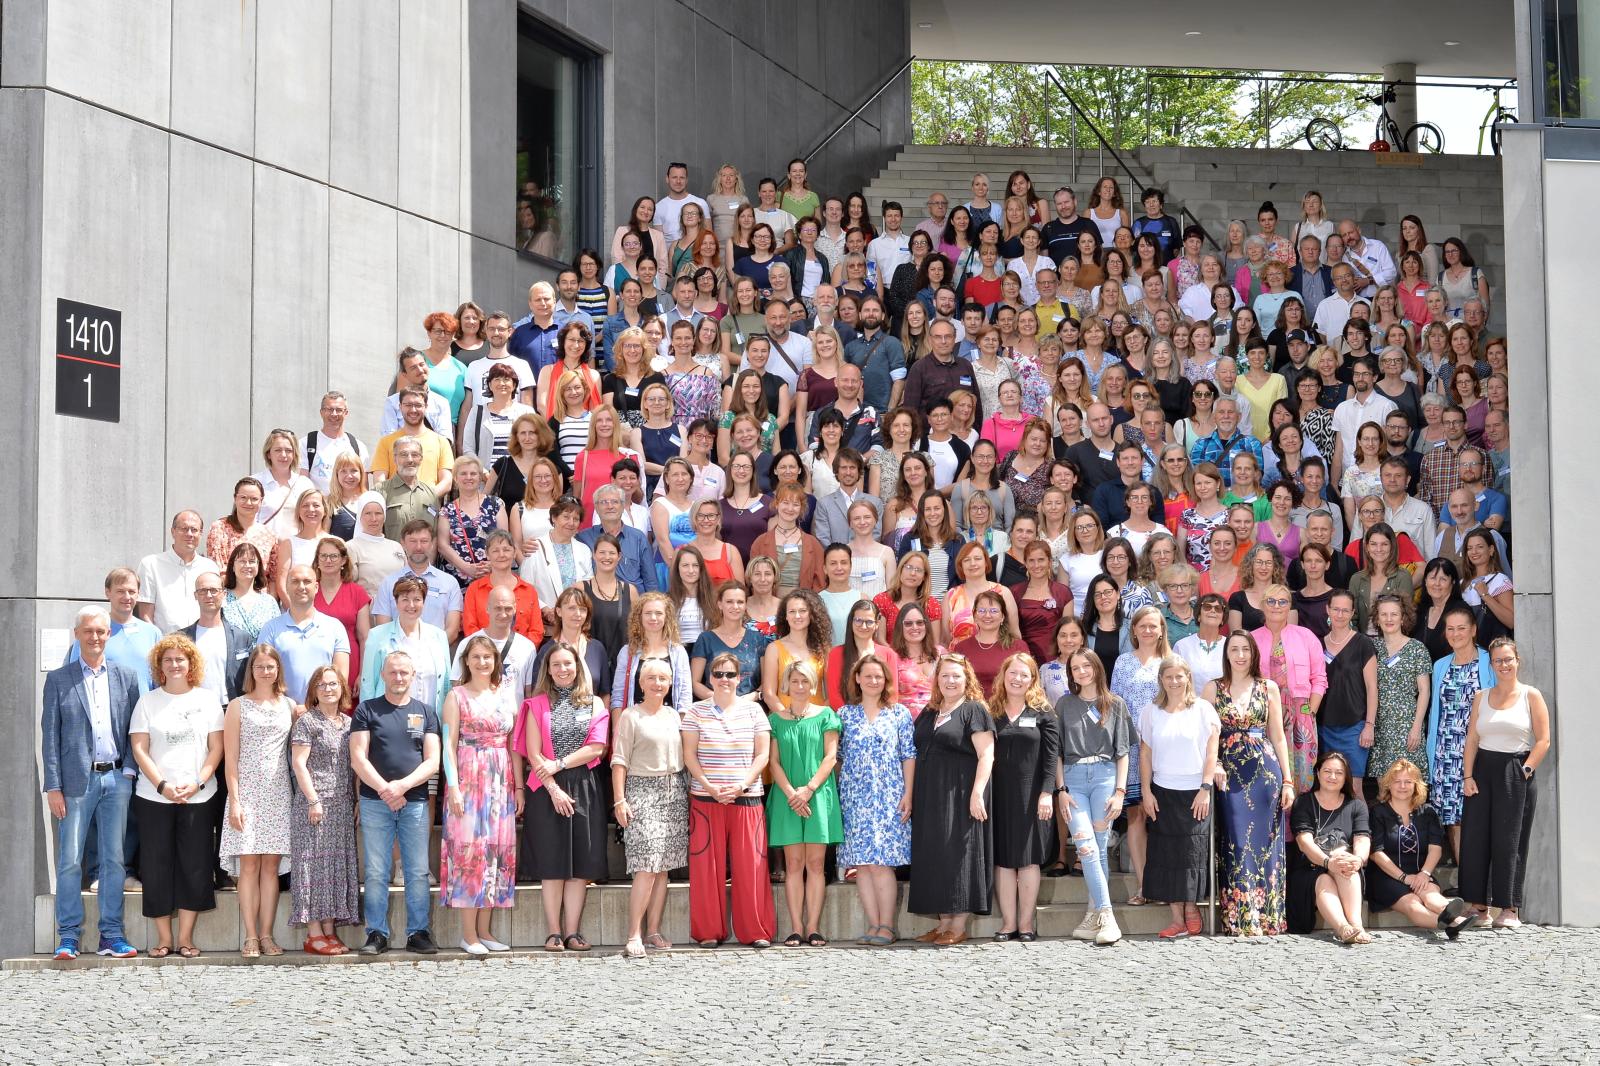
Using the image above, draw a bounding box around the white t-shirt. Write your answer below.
[1136,699,1221,790]
[656,193,710,243]
[253,470,321,538]
[451,632,539,697]
[304,430,371,493]
[136,549,220,634]
[463,356,537,407]
[925,436,961,489]
[129,687,225,803]
[742,331,813,390]
[753,207,797,245]
[1173,634,1225,693]
[867,232,912,290]
[192,624,230,701]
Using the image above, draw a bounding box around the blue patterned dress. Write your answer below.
[1432,660,1482,825]
[1110,652,1163,804]
[1214,681,1287,936]
[837,702,916,866]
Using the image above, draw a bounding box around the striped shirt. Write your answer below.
[682,698,770,798]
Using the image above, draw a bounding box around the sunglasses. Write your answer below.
[711,670,739,680]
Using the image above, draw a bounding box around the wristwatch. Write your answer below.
[1523,765,1536,781]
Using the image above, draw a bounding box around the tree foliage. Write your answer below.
[911,61,1376,149]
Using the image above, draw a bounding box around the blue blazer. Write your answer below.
[179,618,255,701]
[1428,648,1494,773]
[40,659,141,797]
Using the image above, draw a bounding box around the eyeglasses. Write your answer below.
[974,607,1002,616]
[710,670,739,679]
[903,618,927,626]
[1264,597,1291,607]
[852,616,878,626]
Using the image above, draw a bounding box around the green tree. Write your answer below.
[911,61,1374,150]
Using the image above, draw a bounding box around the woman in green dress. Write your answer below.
[1368,593,1433,786]
[767,660,844,945]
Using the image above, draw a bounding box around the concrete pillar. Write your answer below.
[1382,62,1418,150]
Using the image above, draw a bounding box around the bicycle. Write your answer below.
[1304,83,1445,154]
[1476,81,1518,156]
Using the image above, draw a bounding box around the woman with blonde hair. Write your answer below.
[612,658,688,958]
[272,488,330,603]
[1366,758,1478,936]
[490,413,555,509]
[569,404,638,523]
[1055,648,1131,944]
[254,428,319,537]
[987,652,1060,942]
[438,454,508,587]
[909,654,997,945]
[326,452,369,541]
[1139,653,1221,939]
[547,368,598,470]
[510,456,564,552]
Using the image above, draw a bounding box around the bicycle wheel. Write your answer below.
[1406,122,1445,153]
[1305,118,1342,152]
[1490,111,1516,156]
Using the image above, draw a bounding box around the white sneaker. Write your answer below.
[480,938,510,952]
[1095,909,1122,945]
[87,879,99,893]
[460,940,489,956]
[1071,909,1101,941]
[124,876,142,891]
[428,872,439,887]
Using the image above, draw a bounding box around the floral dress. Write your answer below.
[442,685,520,908]
[220,696,294,875]
[1265,641,1316,794]
[1340,464,1384,509]
[1368,637,1433,782]
[837,702,917,866]
[1431,659,1482,824]
[441,495,505,587]
[1110,653,1162,804]
[288,711,359,928]
[970,356,1019,419]
[1012,354,1052,420]
[1214,681,1287,936]
[223,590,280,640]
[665,366,722,425]
[1180,505,1229,572]
[869,449,907,503]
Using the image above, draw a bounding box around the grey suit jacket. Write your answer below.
[179,617,255,701]
[812,488,883,547]
[40,659,140,796]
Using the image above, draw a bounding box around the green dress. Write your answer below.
[1368,636,1433,782]
[766,706,845,846]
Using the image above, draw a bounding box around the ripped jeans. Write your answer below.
[1062,760,1119,912]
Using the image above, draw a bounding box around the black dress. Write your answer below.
[991,703,1062,869]
[581,578,634,666]
[1228,590,1266,632]
[1292,586,1334,637]
[909,700,995,916]
[1366,801,1445,910]
[1285,791,1370,933]
[1414,601,1459,662]
[522,690,609,883]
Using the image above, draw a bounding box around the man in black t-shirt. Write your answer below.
[350,651,441,956]
[1041,186,1099,267]
[1066,403,1121,495]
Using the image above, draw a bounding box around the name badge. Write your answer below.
[958,376,973,387]
[668,435,682,448]
[1323,650,1336,664]
[1098,450,1113,461]
[425,506,438,517]
[1086,707,1101,725]
[234,650,250,660]
[406,713,424,733]
[1385,653,1403,669]
[734,331,746,346]
[747,500,764,513]
[1017,715,1037,729]
[625,386,640,397]
[859,569,878,584]
[780,543,799,554]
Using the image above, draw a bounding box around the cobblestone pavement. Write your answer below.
[6,926,1598,1064]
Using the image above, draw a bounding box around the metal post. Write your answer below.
[1072,111,1079,184]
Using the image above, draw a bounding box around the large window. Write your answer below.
[1543,0,1600,121]
[516,16,601,264]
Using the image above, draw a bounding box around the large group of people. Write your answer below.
[41,160,1547,961]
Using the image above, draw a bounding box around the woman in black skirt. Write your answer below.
[1367,758,1478,938]
[987,652,1060,942]
[909,654,996,946]
[512,643,611,952]
[1137,654,1220,940]
[1287,750,1372,942]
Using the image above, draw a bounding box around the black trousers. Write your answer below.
[134,797,217,917]
[1458,749,1536,910]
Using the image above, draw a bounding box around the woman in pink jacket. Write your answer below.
[1252,583,1327,793]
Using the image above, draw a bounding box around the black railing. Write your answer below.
[803,55,918,164]
[1041,68,1220,252]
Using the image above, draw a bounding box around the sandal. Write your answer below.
[563,934,591,952]
[1336,925,1361,945]
[622,938,647,959]
[643,933,672,950]
[543,934,565,953]
[177,945,202,958]
[1126,894,1148,906]
[783,932,804,947]
[260,936,284,957]
[1042,861,1068,877]
[241,938,261,959]
[697,939,720,949]
[806,932,828,947]
[148,945,173,959]
[1349,930,1374,945]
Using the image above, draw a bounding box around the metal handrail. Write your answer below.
[1042,68,1220,252]
[803,55,917,164]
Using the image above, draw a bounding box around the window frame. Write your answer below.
[515,12,604,268]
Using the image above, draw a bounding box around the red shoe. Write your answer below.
[1185,912,1203,936]
[1158,922,1190,940]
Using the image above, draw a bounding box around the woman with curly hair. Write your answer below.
[608,591,692,715]
[761,588,833,716]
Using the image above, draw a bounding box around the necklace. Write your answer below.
[974,634,999,650]
[590,576,619,601]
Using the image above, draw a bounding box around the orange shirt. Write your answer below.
[461,576,544,644]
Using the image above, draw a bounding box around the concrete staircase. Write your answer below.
[863,143,1505,326]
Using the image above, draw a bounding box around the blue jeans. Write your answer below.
[1063,761,1118,913]
[359,797,431,938]
[55,770,133,941]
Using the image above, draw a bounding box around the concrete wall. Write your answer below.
[0,0,910,957]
